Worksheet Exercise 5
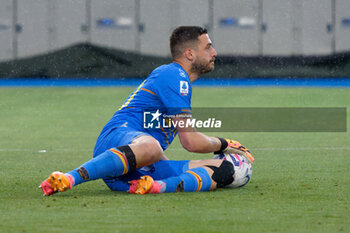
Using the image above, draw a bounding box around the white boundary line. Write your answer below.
[251,147,350,151]
[1,147,350,153]
[0,148,92,152]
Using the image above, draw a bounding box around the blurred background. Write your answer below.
[0,0,350,78]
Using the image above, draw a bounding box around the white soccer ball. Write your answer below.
[213,153,253,188]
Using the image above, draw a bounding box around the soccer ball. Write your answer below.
[213,153,253,188]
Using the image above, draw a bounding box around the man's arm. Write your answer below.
[173,115,254,163]
[172,115,221,153]
[178,129,221,153]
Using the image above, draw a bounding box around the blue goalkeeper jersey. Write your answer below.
[101,62,192,150]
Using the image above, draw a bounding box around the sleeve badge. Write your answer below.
[180,81,189,96]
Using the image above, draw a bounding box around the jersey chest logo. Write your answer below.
[180,81,189,96]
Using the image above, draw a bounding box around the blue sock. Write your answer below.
[157,167,212,193]
[67,148,129,187]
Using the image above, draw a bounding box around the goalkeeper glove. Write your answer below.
[215,137,255,164]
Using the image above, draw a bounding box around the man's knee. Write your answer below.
[144,139,163,157]
[130,136,163,166]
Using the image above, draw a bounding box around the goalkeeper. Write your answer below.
[40,26,253,195]
[41,149,254,195]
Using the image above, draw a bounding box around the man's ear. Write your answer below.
[184,48,194,62]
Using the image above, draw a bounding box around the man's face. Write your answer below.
[191,34,217,74]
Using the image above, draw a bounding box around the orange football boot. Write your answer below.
[129,175,161,194]
[39,171,73,196]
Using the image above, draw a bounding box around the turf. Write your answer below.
[0,87,349,233]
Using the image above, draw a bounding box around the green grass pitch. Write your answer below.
[0,86,349,233]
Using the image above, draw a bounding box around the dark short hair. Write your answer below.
[170,26,208,59]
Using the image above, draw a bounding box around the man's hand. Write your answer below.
[215,138,255,164]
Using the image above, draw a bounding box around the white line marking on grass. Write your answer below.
[1,147,350,152]
[251,147,350,151]
[0,149,35,152]
[0,148,92,152]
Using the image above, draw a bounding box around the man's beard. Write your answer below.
[191,59,215,75]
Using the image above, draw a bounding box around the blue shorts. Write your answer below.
[93,126,148,157]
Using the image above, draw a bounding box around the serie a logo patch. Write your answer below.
[180,81,189,96]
